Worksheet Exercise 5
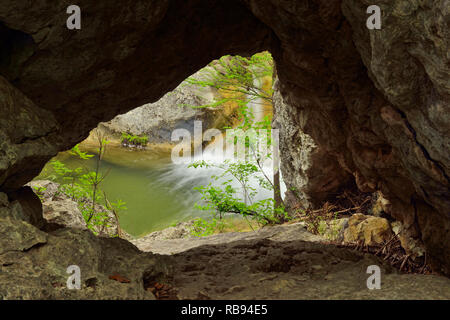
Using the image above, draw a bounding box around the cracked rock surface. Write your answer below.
[167,237,450,300]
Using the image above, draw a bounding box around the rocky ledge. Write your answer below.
[1,189,450,300]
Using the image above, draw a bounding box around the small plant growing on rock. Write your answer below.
[121,132,149,149]
[32,186,47,200]
[44,135,127,236]
[189,217,221,237]
[189,159,289,233]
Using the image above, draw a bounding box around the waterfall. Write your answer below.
[164,73,286,206]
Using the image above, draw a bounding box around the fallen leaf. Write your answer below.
[109,273,131,283]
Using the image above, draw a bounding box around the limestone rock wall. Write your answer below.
[0,188,173,299]
[0,76,63,192]
[255,0,449,274]
[97,70,228,144]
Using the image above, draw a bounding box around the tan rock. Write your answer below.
[390,220,425,258]
[344,214,393,246]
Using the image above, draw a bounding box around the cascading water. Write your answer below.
[160,73,286,207]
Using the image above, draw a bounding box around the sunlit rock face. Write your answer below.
[0,0,448,275]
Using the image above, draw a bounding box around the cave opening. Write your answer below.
[31,51,289,239]
[0,0,449,300]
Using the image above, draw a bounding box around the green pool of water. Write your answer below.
[37,147,207,237]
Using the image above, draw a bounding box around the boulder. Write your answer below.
[27,180,61,201]
[1,195,449,300]
[391,220,426,258]
[0,0,448,274]
[132,222,324,255]
[0,216,47,255]
[344,214,393,246]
